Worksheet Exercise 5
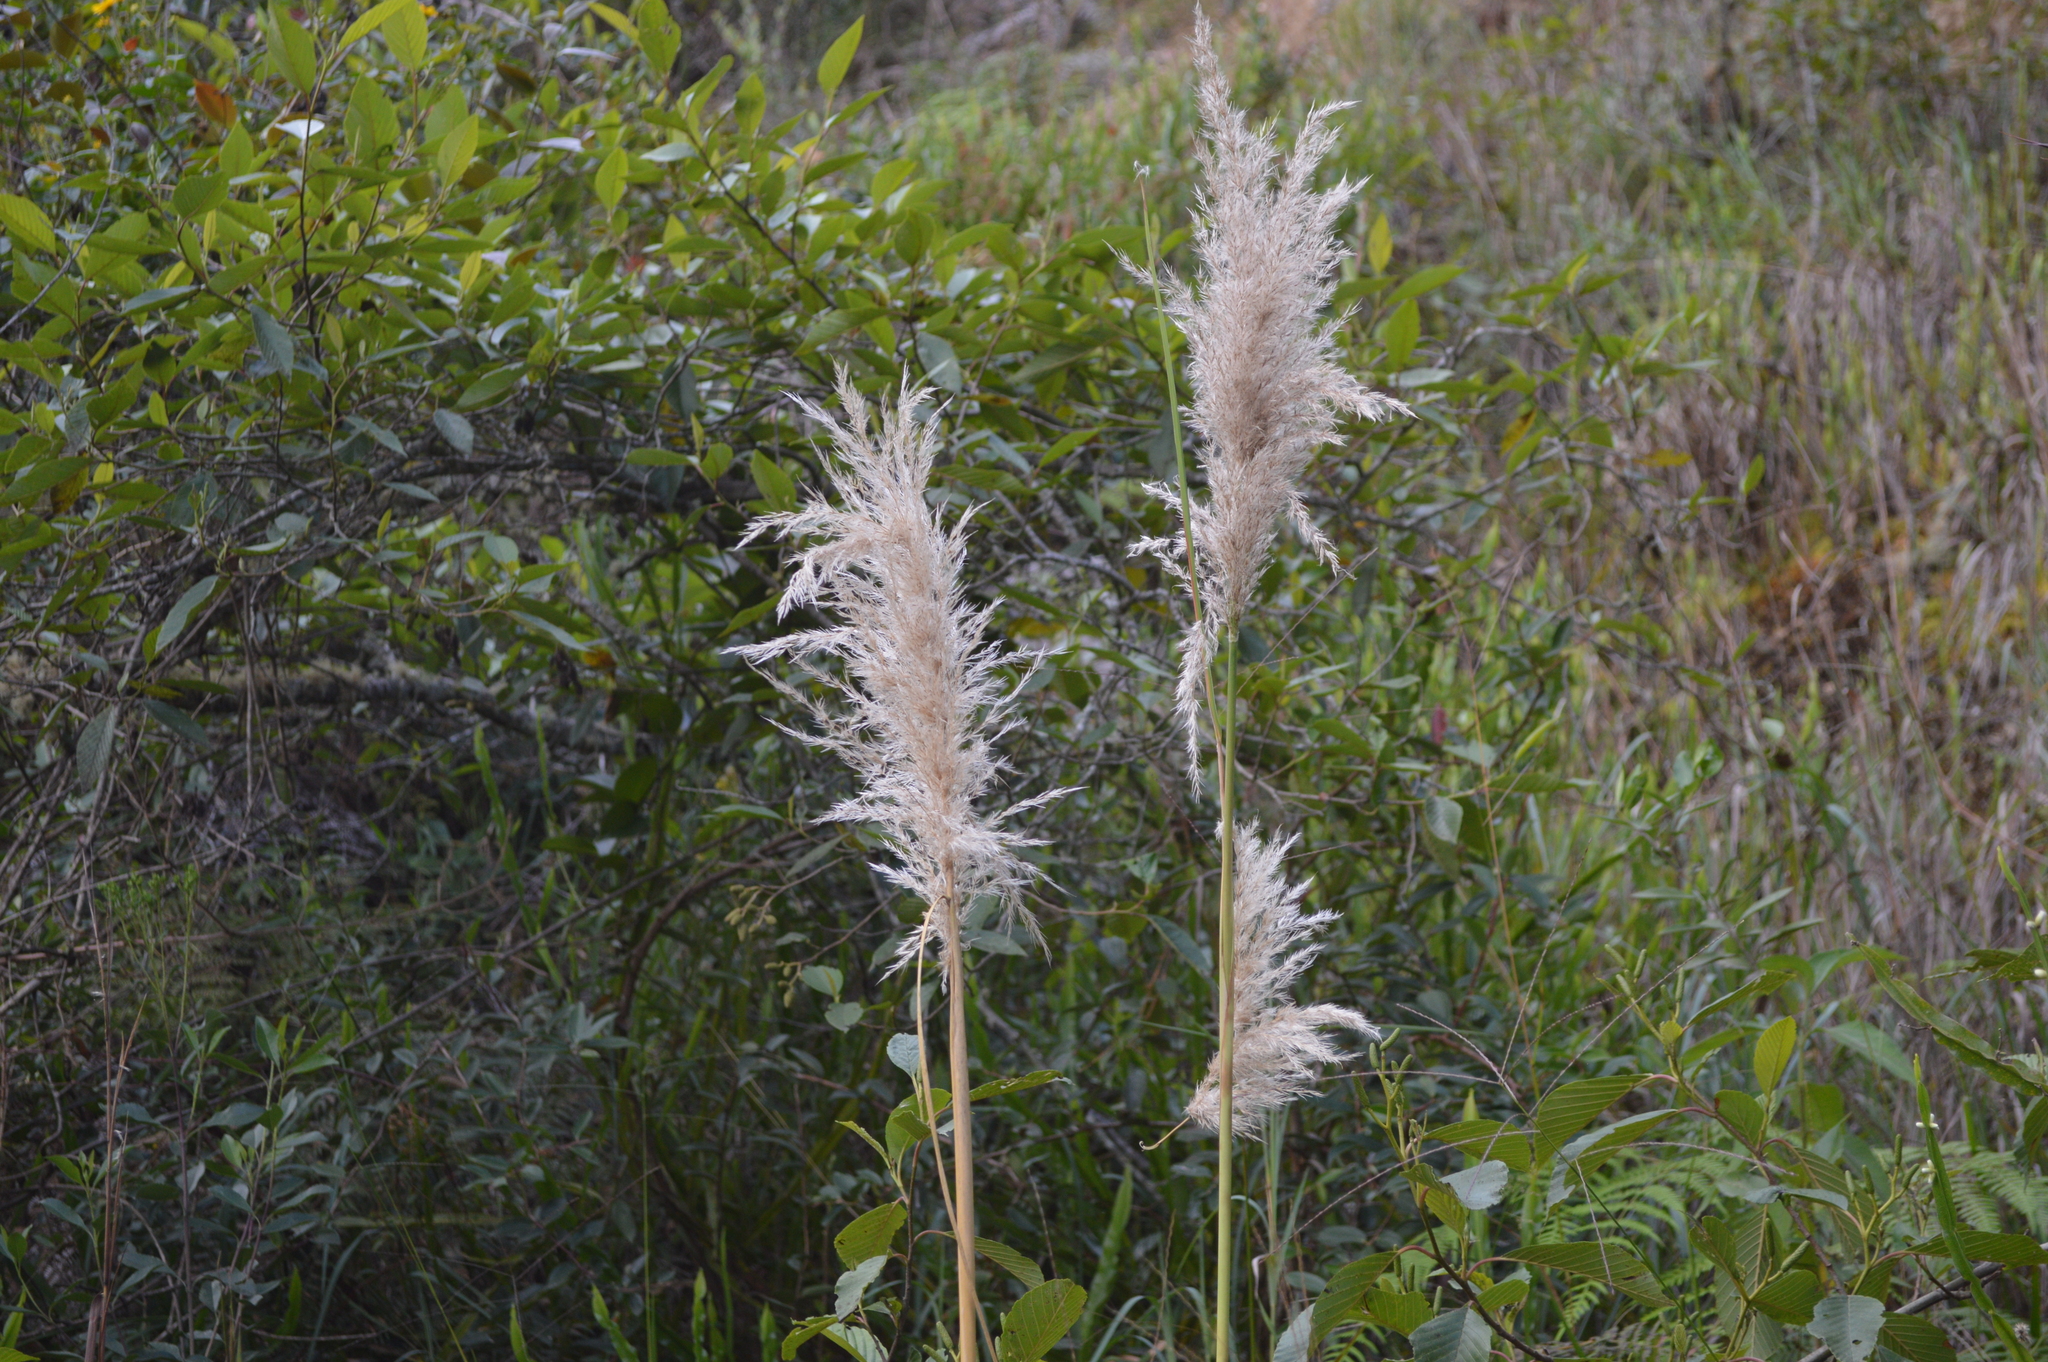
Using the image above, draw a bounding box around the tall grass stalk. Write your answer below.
[1135,18,1405,1359]
[732,372,1068,1362]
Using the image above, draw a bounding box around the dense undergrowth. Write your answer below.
[2,0,2048,1359]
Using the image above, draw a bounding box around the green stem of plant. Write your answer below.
[1214,628,1237,1362]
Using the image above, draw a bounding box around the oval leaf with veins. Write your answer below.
[1441,1159,1510,1211]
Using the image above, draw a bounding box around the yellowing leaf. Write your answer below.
[1366,211,1392,274]
[1638,448,1693,467]
[587,2,636,39]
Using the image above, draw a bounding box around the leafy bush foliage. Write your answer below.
[2,1,2046,1360]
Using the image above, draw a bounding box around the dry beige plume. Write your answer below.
[731,370,1067,968]
[1186,824,1377,1136]
[1134,10,1409,768]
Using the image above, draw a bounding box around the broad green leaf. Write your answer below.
[346,76,398,153]
[820,1325,884,1362]
[1879,1314,1957,1362]
[171,172,229,220]
[1716,1089,1766,1144]
[1308,1252,1395,1347]
[1384,264,1465,307]
[1409,1308,1490,1362]
[437,116,480,184]
[1425,1119,1534,1172]
[997,1279,1085,1362]
[75,708,117,790]
[382,2,427,68]
[0,194,57,254]
[824,1001,862,1031]
[595,147,628,212]
[339,0,409,50]
[885,1033,921,1076]
[1687,969,1795,1025]
[1505,1241,1671,1306]
[1440,1159,1508,1210]
[433,409,474,454]
[457,364,522,410]
[967,1070,1063,1101]
[1879,968,2043,1095]
[1754,1016,1798,1092]
[1903,1230,2048,1265]
[1806,1294,1884,1362]
[816,16,862,97]
[157,576,221,653]
[635,0,680,75]
[1749,1269,1823,1325]
[734,72,766,136]
[509,1303,532,1362]
[916,330,962,392]
[1422,793,1461,844]
[831,1204,905,1269]
[1555,1109,1678,1167]
[250,307,294,375]
[751,451,795,512]
[1271,1311,1311,1362]
[1532,1075,1643,1159]
[883,1102,927,1165]
[1363,1289,1431,1336]
[1475,1278,1528,1311]
[268,9,319,93]
[0,457,90,507]
[833,1256,886,1319]
[1378,299,1420,369]
[783,1317,838,1360]
[141,699,212,752]
[978,1238,1044,1290]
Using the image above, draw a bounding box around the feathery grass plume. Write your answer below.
[1133,9,1409,770]
[1185,825,1377,1135]
[1126,20,1406,1362]
[730,369,1067,1362]
[731,370,1064,961]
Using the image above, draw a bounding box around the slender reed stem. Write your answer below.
[946,879,978,1362]
[1213,629,1237,1362]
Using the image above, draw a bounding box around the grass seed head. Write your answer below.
[1186,823,1378,1136]
[731,370,1069,970]
[1136,9,1409,770]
